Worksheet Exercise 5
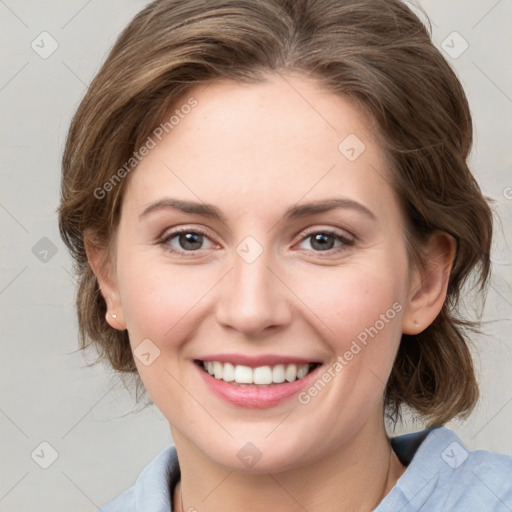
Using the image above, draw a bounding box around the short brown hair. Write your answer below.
[58,0,493,426]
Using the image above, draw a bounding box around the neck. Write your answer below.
[172,419,406,512]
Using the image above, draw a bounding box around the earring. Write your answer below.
[111,313,117,319]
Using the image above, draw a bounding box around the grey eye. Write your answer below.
[298,232,348,252]
[164,230,214,252]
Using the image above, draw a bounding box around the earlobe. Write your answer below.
[402,232,456,335]
[105,310,127,330]
[85,232,127,330]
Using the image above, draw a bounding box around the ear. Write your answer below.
[85,231,127,330]
[402,232,456,335]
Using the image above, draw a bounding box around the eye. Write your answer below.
[160,228,216,254]
[296,230,354,253]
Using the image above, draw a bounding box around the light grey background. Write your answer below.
[0,1,511,510]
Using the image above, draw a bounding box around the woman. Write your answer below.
[58,0,512,510]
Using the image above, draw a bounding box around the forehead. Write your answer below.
[123,74,397,223]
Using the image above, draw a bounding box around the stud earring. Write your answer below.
[111,313,117,319]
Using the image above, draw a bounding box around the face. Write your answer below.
[100,74,429,473]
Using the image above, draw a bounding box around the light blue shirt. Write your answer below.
[98,426,512,511]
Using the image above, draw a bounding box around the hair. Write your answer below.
[58,0,493,426]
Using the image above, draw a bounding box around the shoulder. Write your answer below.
[96,445,180,512]
[378,426,512,512]
[434,428,512,500]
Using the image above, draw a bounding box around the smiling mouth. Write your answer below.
[194,360,321,387]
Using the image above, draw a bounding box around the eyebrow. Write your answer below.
[139,197,376,222]
[139,198,227,222]
[283,198,375,221]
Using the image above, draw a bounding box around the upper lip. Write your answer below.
[195,353,322,367]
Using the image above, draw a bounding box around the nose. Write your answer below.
[215,247,293,337]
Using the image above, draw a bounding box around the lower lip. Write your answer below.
[194,362,322,408]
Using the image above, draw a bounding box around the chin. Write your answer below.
[196,432,318,475]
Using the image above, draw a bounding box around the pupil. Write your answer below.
[311,233,334,251]
[180,233,203,250]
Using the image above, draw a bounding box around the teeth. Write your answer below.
[272,364,286,383]
[234,365,253,384]
[201,361,313,385]
[223,362,235,382]
[285,364,297,382]
[213,361,223,379]
[253,366,273,385]
[297,365,308,379]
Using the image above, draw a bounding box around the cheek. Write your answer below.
[116,252,217,346]
[295,264,403,335]
[286,255,407,385]
[290,267,405,415]
[115,254,212,400]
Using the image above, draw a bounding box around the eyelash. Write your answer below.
[296,228,355,255]
[158,227,355,257]
[159,227,214,257]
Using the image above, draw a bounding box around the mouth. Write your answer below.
[194,360,322,388]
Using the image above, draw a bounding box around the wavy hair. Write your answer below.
[59,0,493,426]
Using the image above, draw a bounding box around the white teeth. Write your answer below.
[213,361,223,379]
[201,361,313,385]
[297,365,308,379]
[234,365,253,384]
[223,362,235,382]
[253,366,273,385]
[272,364,286,383]
[285,364,297,382]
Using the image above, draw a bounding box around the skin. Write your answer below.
[89,74,455,511]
